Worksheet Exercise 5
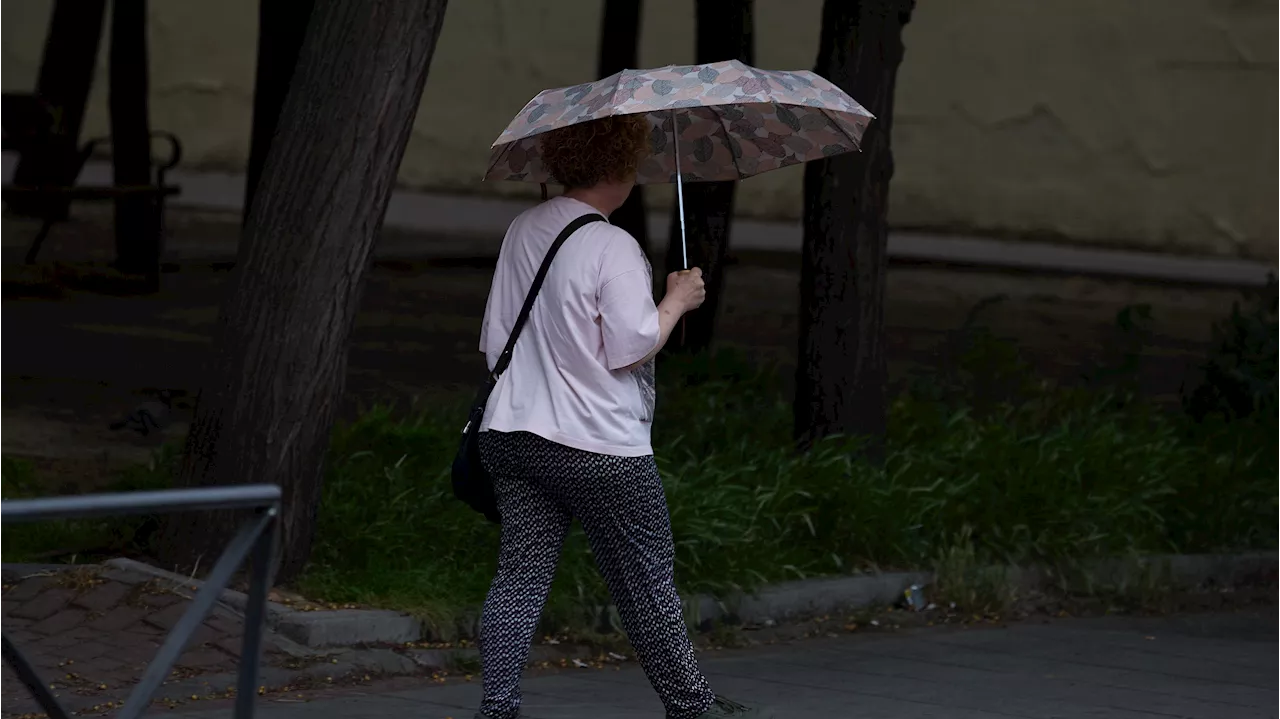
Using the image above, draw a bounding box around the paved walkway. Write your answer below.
[1,564,301,717]
[166,610,1277,719]
[3,159,1273,285]
[107,165,1280,286]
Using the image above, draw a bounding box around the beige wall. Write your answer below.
[3,1,1276,260]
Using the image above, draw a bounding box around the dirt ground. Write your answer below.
[1,208,1245,486]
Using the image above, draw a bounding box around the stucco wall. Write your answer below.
[2,1,1276,260]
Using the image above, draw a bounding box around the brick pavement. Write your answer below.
[1,565,286,717]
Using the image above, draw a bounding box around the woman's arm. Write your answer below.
[619,268,705,372]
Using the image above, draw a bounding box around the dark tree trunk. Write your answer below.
[794,0,914,456]
[158,0,450,582]
[665,0,753,353]
[109,0,158,282]
[244,0,317,223]
[8,0,107,219]
[597,0,647,252]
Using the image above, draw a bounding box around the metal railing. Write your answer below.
[1,485,281,719]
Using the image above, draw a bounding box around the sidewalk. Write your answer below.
[131,166,1280,286]
[0,562,456,717]
[3,561,1275,717]
[115,163,1280,284]
[1,564,302,716]
[3,158,1273,286]
[164,610,1278,719]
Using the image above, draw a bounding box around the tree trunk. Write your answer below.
[158,0,450,582]
[665,0,753,353]
[109,0,158,284]
[794,0,913,456]
[597,0,648,253]
[244,0,317,223]
[8,0,107,219]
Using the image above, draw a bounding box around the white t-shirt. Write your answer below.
[479,197,660,457]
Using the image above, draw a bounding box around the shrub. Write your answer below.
[1183,276,1278,421]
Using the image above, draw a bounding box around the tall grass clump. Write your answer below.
[296,340,1275,623]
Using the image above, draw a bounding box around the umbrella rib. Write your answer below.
[607,69,627,119]
[707,104,746,181]
[485,142,514,181]
[821,108,863,153]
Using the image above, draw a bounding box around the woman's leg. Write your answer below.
[478,432,572,719]
[533,443,715,719]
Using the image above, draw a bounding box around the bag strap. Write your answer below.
[491,212,605,380]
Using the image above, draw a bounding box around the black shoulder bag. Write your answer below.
[451,213,605,523]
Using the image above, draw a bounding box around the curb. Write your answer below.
[102,558,424,647]
[92,551,1277,648]
[98,558,933,646]
[153,642,596,705]
[690,570,933,629]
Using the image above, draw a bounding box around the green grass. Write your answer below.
[2,451,173,563]
[0,457,104,562]
[4,344,1276,630]
[294,350,1275,625]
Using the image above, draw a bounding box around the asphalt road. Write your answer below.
[167,610,1279,719]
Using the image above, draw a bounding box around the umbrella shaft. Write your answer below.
[671,110,688,270]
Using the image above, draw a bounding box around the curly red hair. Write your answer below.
[540,114,650,189]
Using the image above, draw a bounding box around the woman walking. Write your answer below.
[474,114,768,719]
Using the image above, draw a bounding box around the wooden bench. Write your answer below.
[1,92,183,266]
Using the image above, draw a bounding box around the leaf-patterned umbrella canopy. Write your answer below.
[484,60,874,185]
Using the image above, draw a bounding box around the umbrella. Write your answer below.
[485,60,874,268]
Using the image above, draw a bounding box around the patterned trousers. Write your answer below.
[477,430,715,719]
